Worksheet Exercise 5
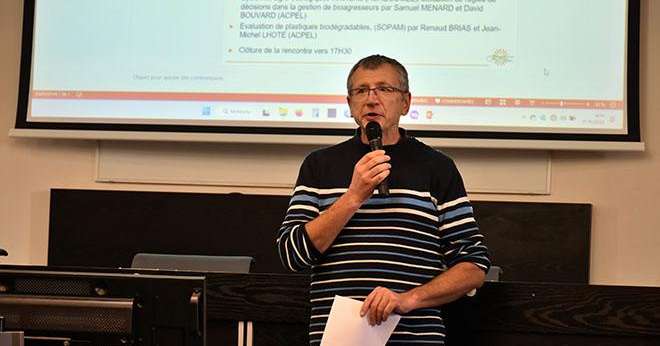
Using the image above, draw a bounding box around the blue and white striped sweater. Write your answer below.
[277,132,490,345]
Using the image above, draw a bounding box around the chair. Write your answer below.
[131,253,255,346]
[486,266,503,282]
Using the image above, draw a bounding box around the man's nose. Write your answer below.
[366,89,380,104]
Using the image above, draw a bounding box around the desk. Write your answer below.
[2,266,659,345]
[205,273,660,345]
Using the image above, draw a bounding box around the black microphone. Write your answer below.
[0,248,7,256]
[365,121,390,196]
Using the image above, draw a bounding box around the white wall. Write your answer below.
[1,0,659,286]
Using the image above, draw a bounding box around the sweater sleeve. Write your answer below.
[436,161,491,273]
[276,154,323,272]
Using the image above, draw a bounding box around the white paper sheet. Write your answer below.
[320,295,401,346]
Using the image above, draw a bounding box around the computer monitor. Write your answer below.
[131,253,254,273]
[0,266,206,346]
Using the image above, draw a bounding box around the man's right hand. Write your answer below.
[346,150,391,205]
[304,150,390,254]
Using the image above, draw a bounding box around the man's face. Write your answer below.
[347,64,411,136]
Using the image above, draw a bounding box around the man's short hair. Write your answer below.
[346,55,409,92]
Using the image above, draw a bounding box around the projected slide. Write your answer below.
[28,0,627,134]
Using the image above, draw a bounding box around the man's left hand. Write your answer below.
[360,286,415,326]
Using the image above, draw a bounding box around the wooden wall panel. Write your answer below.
[47,189,591,283]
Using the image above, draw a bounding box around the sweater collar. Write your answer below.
[353,127,409,148]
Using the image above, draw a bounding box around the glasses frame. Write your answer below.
[347,86,409,100]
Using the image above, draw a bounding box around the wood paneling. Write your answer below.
[48,189,591,283]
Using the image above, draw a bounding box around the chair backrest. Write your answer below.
[131,253,254,273]
[485,266,503,282]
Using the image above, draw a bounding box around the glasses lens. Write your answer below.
[349,87,403,99]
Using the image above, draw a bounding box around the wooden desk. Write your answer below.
[2,266,658,345]
[205,273,660,345]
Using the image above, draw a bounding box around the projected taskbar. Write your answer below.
[29,91,625,130]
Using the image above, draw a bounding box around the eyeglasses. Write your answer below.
[348,86,408,100]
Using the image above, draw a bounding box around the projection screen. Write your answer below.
[13,0,642,150]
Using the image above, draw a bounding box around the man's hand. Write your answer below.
[360,286,415,326]
[346,150,391,204]
[303,150,390,253]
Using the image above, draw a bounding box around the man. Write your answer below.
[277,55,490,344]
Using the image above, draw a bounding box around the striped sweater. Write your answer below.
[277,131,491,345]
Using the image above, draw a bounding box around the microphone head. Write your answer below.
[365,121,382,141]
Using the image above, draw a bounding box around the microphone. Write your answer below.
[365,121,390,196]
[0,248,7,256]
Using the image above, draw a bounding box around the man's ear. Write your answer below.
[402,93,412,115]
